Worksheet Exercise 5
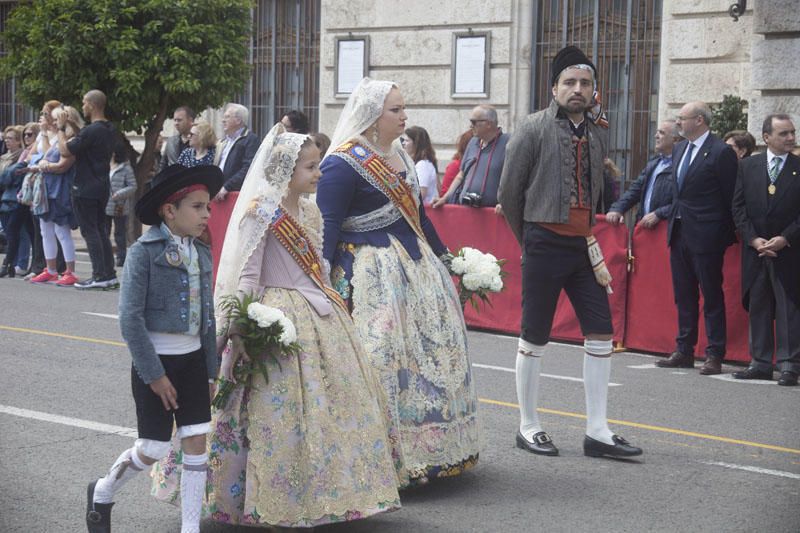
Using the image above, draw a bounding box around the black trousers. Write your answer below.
[73,196,115,280]
[106,214,128,263]
[747,260,800,374]
[669,221,727,358]
[521,223,613,345]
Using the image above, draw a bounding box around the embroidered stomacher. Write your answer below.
[331,142,426,242]
[269,207,348,312]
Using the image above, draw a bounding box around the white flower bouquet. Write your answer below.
[212,293,301,409]
[449,247,508,311]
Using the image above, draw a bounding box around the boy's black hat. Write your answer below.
[551,45,596,86]
[135,164,223,225]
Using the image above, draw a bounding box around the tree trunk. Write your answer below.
[130,91,171,239]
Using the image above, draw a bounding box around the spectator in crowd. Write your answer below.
[29,106,82,286]
[606,119,680,228]
[599,158,620,214]
[0,126,22,172]
[159,106,194,171]
[281,110,310,134]
[312,132,331,156]
[0,125,27,277]
[151,134,165,177]
[498,45,641,459]
[732,114,799,386]
[213,103,260,200]
[12,122,41,274]
[25,102,67,279]
[106,142,137,267]
[58,89,117,289]
[441,129,473,196]
[433,104,509,213]
[656,101,738,375]
[402,126,439,204]
[177,120,216,167]
[723,130,757,159]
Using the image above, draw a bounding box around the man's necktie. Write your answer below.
[768,156,781,195]
[677,143,694,191]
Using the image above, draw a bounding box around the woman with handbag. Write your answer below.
[28,106,81,286]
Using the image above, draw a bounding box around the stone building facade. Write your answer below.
[659,0,799,139]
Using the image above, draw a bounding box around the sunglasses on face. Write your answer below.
[24,132,35,137]
[469,119,488,126]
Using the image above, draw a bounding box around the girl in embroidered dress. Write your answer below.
[317,77,482,487]
[152,123,400,528]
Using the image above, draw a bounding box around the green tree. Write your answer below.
[0,0,252,188]
[711,94,748,137]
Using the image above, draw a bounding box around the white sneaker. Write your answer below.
[15,266,27,276]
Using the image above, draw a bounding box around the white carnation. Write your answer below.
[247,303,283,329]
[489,275,503,292]
[462,273,482,291]
[450,256,468,275]
[278,316,297,345]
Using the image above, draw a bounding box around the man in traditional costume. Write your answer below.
[498,46,642,458]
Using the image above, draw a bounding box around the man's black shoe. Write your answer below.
[656,351,694,368]
[584,435,643,458]
[777,371,798,387]
[86,480,113,533]
[732,367,772,380]
[516,430,559,456]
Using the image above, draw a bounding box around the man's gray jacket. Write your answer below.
[498,99,608,244]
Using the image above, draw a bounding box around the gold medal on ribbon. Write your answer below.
[768,184,776,195]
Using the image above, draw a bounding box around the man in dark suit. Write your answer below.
[213,103,260,201]
[656,101,738,375]
[731,114,799,386]
[606,119,680,227]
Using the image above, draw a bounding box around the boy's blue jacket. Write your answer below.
[119,226,217,384]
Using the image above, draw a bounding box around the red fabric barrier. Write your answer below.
[426,205,523,334]
[426,207,628,342]
[208,199,751,363]
[623,222,750,363]
[208,192,239,283]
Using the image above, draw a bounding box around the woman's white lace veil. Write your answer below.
[325,77,399,159]
[214,122,312,328]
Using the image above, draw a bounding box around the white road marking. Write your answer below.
[628,363,658,369]
[81,312,119,320]
[472,363,621,386]
[702,461,800,480]
[0,405,136,438]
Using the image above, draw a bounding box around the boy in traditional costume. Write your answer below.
[86,164,223,533]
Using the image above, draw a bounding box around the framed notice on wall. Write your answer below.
[335,36,369,96]
[452,32,490,97]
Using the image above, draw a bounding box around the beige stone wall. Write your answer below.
[658,0,755,123]
[319,0,533,170]
[748,0,800,137]
[659,0,800,140]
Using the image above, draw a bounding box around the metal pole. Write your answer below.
[530,0,540,112]
[622,0,633,186]
[561,0,568,47]
[592,0,599,65]
[269,0,277,127]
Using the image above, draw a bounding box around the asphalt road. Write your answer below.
[1,251,798,532]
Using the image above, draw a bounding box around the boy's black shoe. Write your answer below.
[86,481,113,533]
